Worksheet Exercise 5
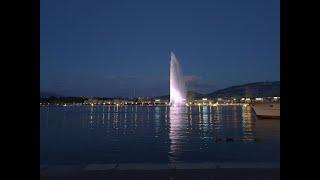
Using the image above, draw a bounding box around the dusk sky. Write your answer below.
[40,0,279,97]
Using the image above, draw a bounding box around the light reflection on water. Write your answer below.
[40,106,279,165]
[168,106,186,163]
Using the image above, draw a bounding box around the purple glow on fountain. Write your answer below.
[170,52,186,106]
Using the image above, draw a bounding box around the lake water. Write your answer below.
[40,105,279,165]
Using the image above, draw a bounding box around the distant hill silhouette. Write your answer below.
[187,91,204,99]
[41,81,280,99]
[156,81,280,100]
[155,91,204,100]
[205,81,280,98]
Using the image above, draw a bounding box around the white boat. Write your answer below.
[250,102,280,119]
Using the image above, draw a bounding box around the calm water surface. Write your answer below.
[40,106,279,165]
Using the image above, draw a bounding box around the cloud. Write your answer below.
[101,75,142,81]
[40,80,74,95]
[184,75,216,93]
[54,80,73,92]
[102,75,117,80]
[184,75,203,84]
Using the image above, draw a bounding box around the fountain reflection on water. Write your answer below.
[168,106,187,164]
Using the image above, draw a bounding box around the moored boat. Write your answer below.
[250,102,280,119]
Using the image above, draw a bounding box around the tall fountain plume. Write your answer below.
[170,52,186,106]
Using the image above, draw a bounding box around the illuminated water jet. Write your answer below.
[170,52,186,106]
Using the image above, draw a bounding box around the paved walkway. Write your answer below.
[40,163,280,180]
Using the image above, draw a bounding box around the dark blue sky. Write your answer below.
[40,0,279,97]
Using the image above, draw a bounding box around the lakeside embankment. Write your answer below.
[40,162,280,180]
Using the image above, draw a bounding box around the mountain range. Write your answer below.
[156,81,280,99]
[156,91,204,100]
[40,81,280,99]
